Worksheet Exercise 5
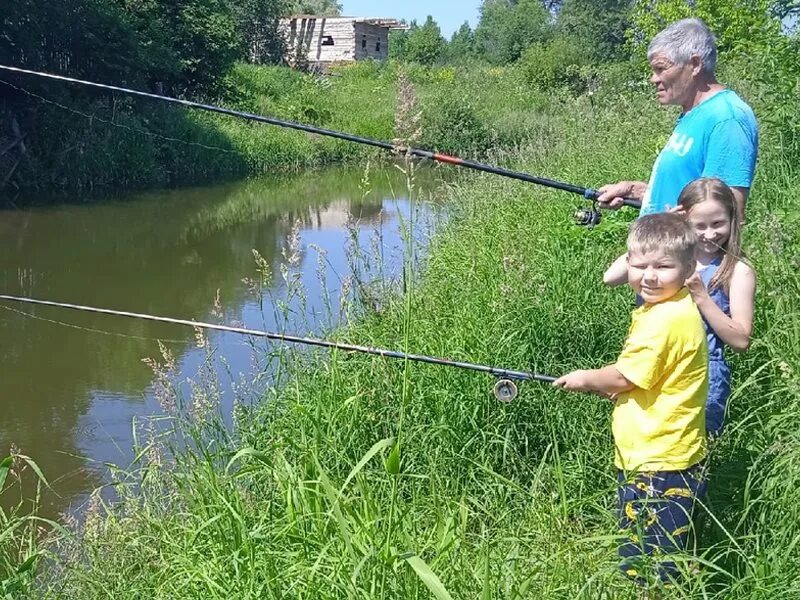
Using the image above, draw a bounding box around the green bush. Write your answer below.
[420,92,491,155]
[519,37,594,95]
[627,0,781,56]
[592,59,652,104]
[474,0,551,64]
[223,64,308,104]
[722,35,800,160]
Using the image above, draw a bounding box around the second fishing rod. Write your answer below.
[0,64,641,224]
[0,294,555,402]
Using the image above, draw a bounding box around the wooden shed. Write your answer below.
[280,16,405,68]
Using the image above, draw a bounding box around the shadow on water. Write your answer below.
[0,162,446,519]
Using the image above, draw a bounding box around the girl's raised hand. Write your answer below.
[668,204,687,216]
[685,271,709,302]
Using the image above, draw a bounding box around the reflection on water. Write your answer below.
[0,163,444,518]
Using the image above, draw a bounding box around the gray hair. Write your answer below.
[647,18,717,75]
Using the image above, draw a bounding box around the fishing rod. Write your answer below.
[0,294,555,401]
[0,64,640,225]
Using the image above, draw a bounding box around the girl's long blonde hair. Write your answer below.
[677,177,742,293]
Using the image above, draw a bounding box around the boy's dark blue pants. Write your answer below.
[617,463,707,582]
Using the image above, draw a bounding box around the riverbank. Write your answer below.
[1,61,555,202]
[15,59,800,598]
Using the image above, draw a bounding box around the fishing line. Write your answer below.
[0,77,241,157]
[0,294,556,401]
[0,64,642,217]
[704,237,748,264]
[0,303,191,345]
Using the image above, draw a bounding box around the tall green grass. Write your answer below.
[0,452,61,599]
[11,61,800,598]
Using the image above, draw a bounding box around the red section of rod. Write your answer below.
[432,153,464,165]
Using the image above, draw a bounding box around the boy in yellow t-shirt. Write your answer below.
[554,213,708,583]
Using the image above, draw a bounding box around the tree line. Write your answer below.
[1,0,796,97]
[391,0,798,69]
[0,0,342,97]
[0,0,796,198]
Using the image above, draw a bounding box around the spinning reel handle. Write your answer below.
[573,206,602,227]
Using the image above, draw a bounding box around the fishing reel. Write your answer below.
[573,201,602,227]
[493,378,518,402]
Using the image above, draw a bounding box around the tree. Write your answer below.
[628,0,782,56]
[284,0,342,15]
[0,0,268,97]
[556,0,631,61]
[772,0,800,19]
[228,0,286,63]
[0,0,159,87]
[389,26,410,60]
[145,0,243,93]
[540,0,564,11]
[474,0,551,64]
[404,16,446,65]
[448,22,476,61]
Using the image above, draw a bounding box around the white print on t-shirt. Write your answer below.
[665,132,695,157]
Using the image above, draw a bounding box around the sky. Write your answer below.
[339,1,482,38]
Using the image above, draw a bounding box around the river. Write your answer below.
[0,163,445,518]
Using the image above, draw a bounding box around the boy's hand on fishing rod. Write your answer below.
[552,370,594,392]
[553,371,614,399]
[554,366,631,398]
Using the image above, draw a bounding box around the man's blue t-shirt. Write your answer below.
[640,89,758,215]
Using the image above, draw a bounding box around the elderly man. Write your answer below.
[598,18,758,220]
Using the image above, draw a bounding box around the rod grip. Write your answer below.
[585,188,642,210]
[583,188,642,210]
[622,197,642,209]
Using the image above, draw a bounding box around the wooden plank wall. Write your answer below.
[280,18,390,65]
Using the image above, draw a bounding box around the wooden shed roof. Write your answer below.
[282,16,408,29]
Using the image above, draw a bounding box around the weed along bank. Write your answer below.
[2,1,800,597]
[279,16,405,68]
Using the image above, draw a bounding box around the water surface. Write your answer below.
[0,164,444,517]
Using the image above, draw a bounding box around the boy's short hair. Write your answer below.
[627,213,697,269]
